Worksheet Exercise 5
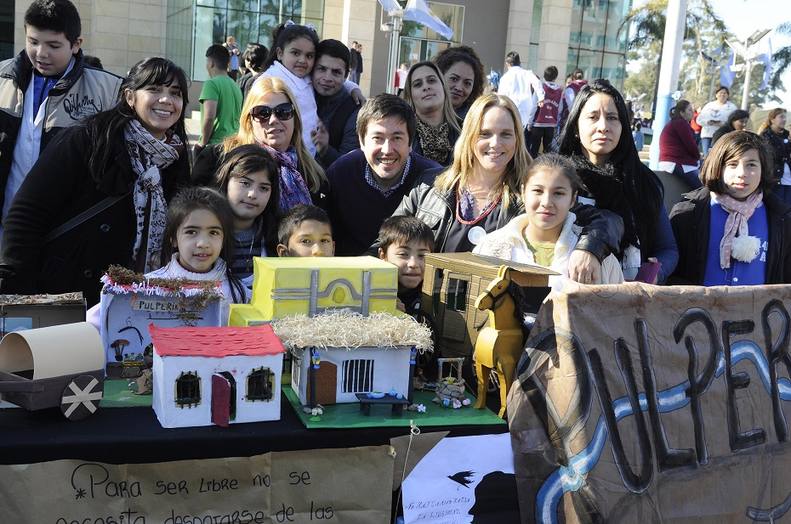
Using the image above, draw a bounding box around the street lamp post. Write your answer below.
[381,11,404,95]
[727,28,770,110]
[648,0,687,170]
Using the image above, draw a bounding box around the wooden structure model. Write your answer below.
[150,324,285,428]
[0,322,105,421]
[420,252,556,359]
[472,266,525,417]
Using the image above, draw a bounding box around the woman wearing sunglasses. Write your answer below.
[193,76,328,211]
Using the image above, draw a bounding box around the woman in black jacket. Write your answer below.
[557,79,678,282]
[0,58,191,305]
[759,108,791,204]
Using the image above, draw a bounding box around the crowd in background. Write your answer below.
[2,0,791,323]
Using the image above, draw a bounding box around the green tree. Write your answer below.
[768,22,791,95]
[620,0,789,115]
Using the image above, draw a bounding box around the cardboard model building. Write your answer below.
[229,256,399,325]
[150,324,285,428]
[99,266,222,377]
[421,252,556,359]
[0,322,105,421]
[0,293,86,336]
[272,310,432,407]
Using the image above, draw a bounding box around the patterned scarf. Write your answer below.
[715,190,764,269]
[570,154,640,251]
[256,142,312,212]
[457,186,501,223]
[124,119,181,272]
[416,118,451,165]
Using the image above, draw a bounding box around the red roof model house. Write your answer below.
[150,324,284,428]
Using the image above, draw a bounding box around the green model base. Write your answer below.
[284,387,505,429]
[101,379,505,430]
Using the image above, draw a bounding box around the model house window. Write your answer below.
[175,371,201,408]
[247,367,274,402]
[342,359,375,393]
[446,278,468,311]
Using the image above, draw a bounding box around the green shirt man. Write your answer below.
[200,44,243,145]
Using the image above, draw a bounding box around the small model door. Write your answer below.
[306,361,337,405]
[211,373,231,427]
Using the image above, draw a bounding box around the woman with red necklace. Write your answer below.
[391,94,622,281]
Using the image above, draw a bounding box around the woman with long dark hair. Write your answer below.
[658,99,701,189]
[0,57,191,305]
[403,61,462,166]
[558,79,678,282]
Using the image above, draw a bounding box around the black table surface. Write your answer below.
[0,391,507,465]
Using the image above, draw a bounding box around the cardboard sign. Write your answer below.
[0,445,393,523]
[508,283,791,523]
[401,433,517,524]
[101,293,221,366]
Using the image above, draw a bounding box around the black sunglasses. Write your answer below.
[250,103,294,122]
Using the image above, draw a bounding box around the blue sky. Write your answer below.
[630,0,791,108]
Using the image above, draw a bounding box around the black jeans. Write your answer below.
[529,126,555,157]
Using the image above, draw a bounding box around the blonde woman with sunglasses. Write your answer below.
[193,76,328,212]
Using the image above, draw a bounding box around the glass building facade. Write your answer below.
[567,0,630,88]
[166,0,325,81]
[397,1,465,66]
[0,0,13,61]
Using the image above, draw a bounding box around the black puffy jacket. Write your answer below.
[0,124,190,305]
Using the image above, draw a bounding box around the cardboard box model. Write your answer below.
[99,269,222,376]
[230,256,398,325]
[150,324,285,428]
[272,311,432,407]
[0,322,105,421]
[0,293,86,336]
[420,252,556,358]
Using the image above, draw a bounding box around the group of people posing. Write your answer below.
[2,0,790,326]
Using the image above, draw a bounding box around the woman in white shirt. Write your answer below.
[696,85,738,156]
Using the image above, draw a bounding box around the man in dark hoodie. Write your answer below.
[311,39,360,169]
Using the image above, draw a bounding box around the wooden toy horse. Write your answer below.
[472,266,525,417]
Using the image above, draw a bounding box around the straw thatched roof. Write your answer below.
[271,310,433,352]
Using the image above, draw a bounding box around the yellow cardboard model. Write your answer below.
[230,256,399,325]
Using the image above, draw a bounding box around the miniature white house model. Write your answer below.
[150,324,284,428]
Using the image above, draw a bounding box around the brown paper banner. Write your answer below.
[0,445,393,523]
[509,282,791,523]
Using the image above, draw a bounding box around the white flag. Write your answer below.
[377,0,403,15]
[403,0,454,40]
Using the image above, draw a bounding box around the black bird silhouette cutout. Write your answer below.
[448,470,475,488]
